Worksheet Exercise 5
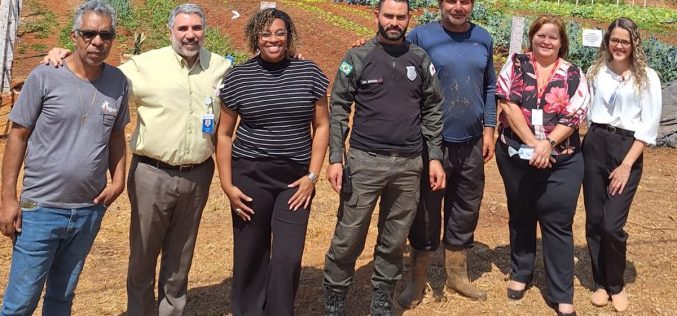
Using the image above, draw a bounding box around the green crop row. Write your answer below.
[281,0,373,37]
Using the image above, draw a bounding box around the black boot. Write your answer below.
[324,287,346,316]
[370,286,394,316]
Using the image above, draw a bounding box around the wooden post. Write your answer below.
[509,16,525,57]
[0,0,21,93]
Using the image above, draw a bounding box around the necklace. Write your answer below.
[75,73,100,124]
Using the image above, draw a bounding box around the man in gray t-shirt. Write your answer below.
[0,2,129,315]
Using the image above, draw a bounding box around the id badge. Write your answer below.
[202,114,215,134]
[531,109,544,126]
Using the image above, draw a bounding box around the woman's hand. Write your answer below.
[530,139,555,169]
[608,164,631,196]
[288,176,315,211]
[225,186,254,221]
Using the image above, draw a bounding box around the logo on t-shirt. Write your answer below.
[100,101,118,115]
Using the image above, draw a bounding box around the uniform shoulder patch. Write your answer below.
[339,61,353,76]
[429,63,436,76]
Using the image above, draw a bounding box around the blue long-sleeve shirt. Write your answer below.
[407,22,497,142]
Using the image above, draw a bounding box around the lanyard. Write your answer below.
[531,57,560,107]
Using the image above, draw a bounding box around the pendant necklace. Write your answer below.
[76,74,100,125]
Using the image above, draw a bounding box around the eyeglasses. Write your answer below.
[609,38,631,47]
[259,30,287,41]
[77,29,116,41]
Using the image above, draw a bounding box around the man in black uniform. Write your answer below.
[322,1,445,315]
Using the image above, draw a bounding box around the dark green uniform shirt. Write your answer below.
[328,37,444,164]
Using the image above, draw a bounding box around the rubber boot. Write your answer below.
[398,249,432,309]
[444,245,487,301]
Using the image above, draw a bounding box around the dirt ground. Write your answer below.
[1,0,677,315]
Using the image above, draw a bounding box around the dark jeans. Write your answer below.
[230,158,311,316]
[583,125,642,295]
[496,141,583,304]
[323,148,423,293]
[409,138,485,251]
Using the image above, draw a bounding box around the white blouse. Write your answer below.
[588,64,662,145]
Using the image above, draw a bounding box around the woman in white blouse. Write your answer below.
[584,17,662,312]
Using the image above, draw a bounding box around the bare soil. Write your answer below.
[1,1,676,315]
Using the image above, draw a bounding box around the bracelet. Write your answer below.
[307,171,319,184]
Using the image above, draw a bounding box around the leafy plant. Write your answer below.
[205,27,249,65]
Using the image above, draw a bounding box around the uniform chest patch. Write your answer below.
[406,66,417,81]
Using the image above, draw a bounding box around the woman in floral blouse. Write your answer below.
[495,15,589,316]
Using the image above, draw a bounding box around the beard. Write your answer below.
[171,37,202,59]
[378,23,407,41]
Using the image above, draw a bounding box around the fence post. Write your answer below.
[509,16,525,58]
[0,0,21,93]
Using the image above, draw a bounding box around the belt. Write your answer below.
[367,150,421,158]
[591,123,634,137]
[135,154,207,172]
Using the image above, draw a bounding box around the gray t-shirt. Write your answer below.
[9,63,130,208]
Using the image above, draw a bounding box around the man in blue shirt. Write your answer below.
[400,0,496,307]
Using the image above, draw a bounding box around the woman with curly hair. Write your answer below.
[495,15,590,315]
[216,8,329,316]
[583,17,662,312]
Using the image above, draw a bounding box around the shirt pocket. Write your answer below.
[101,113,117,142]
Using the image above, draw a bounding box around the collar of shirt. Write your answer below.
[170,47,209,71]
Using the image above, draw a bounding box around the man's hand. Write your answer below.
[482,127,495,163]
[0,198,22,241]
[327,163,343,193]
[40,48,72,67]
[93,183,124,208]
[351,38,367,48]
[428,160,446,191]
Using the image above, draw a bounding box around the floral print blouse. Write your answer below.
[496,52,590,154]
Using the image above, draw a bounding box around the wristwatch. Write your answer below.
[307,171,319,184]
[546,137,556,147]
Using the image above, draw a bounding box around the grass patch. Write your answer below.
[205,27,249,64]
[281,0,372,37]
[19,10,58,39]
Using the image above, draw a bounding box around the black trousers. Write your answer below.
[582,125,643,295]
[230,158,311,316]
[496,141,583,304]
[408,138,485,251]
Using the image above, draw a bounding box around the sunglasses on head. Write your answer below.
[77,29,116,41]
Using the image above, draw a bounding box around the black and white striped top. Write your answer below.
[219,56,329,164]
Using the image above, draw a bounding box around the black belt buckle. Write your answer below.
[606,125,618,134]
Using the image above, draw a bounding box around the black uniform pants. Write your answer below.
[496,141,583,304]
[408,138,485,251]
[230,158,311,316]
[582,125,642,295]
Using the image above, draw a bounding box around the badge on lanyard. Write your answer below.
[202,96,215,134]
[531,109,544,126]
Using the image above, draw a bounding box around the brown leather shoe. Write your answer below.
[590,288,609,307]
[444,246,487,301]
[398,249,432,309]
[611,289,628,312]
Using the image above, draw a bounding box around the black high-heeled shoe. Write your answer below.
[506,283,529,300]
[556,310,576,316]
